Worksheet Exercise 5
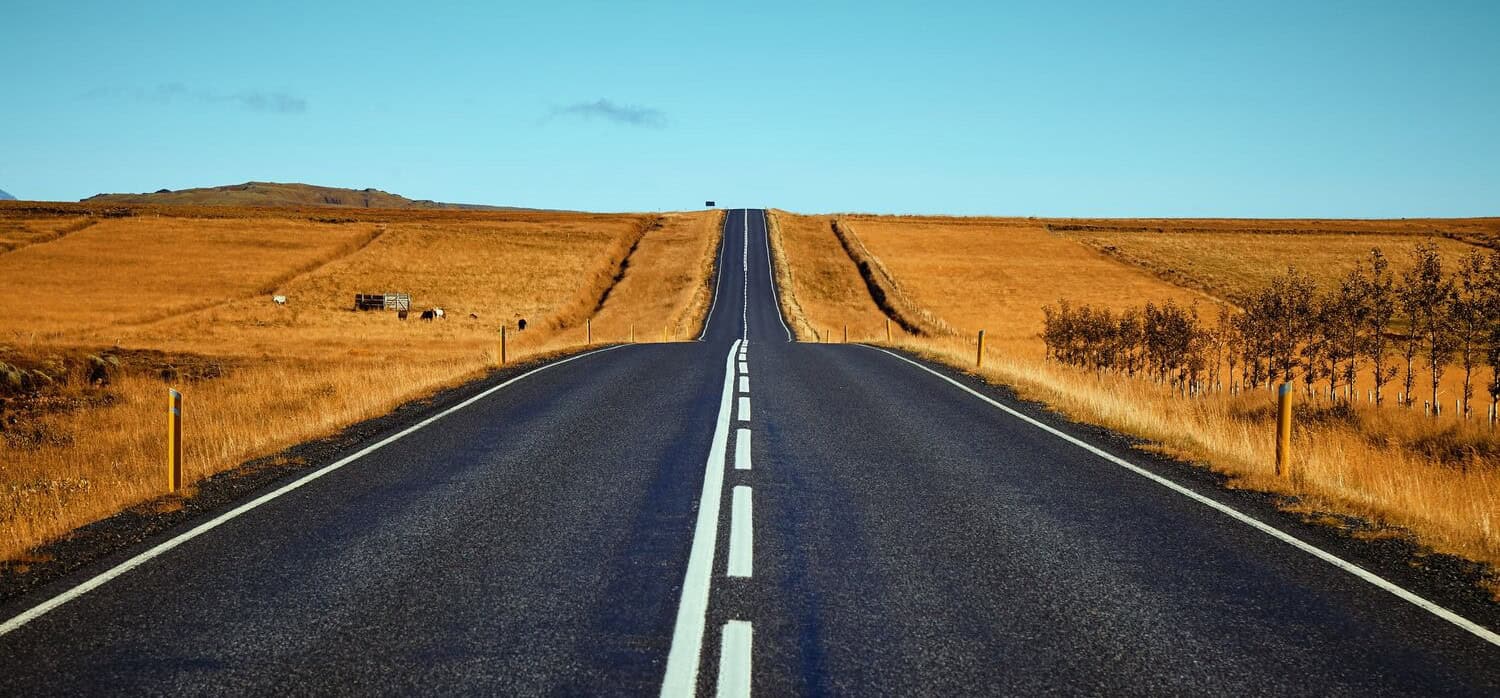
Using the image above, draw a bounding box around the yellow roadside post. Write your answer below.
[1275,382,1293,479]
[976,330,986,368]
[586,318,592,346]
[886,319,891,343]
[663,325,669,342]
[167,388,183,493]
[630,323,635,343]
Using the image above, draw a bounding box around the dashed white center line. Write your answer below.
[738,361,748,375]
[660,340,743,696]
[738,376,749,393]
[734,429,752,471]
[737,396,751,421]
[716,620,753,698]
[728,486,753,578]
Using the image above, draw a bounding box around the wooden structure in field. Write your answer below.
[354,292,411,312]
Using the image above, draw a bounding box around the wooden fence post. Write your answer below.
[167,389,183,493]
[586,318,592,346]
[976,330,986,368]
[843,325,848,343]
[1275,382,1293,479]
[500,325,507,365]
[886,319,891,343]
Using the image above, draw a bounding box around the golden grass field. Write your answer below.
[0,202,721,562]
[769,210,1500,584]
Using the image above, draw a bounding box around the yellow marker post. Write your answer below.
[167,388,183,493]
[500,325,507,365]
[1275,382,1293,479]
[886,319,891,343]
[630,323,635,343]
[663,325,669,342]
[976,330,986,368]
[586,318,592,346]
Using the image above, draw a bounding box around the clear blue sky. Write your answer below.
[2,1,1497,216]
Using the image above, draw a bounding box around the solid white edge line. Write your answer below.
[739,376,749,394]
[859,345,1500,648]
[747,208,756,340]
[738,396,751,422]
[735,428,752,471]
[697,209,733,341]
[758,210,794,342]
[728,486,753,578]
[0,343,632,638]
[715,620,753,698]
[661,339,743,697]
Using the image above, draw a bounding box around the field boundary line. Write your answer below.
[858,344,1500,649]
[0,343,630,638]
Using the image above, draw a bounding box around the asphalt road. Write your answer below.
[1,209,1497,695]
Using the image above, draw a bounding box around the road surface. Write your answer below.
[0,210,1496,695]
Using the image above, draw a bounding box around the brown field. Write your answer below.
[769,211,1500,581]
[0,202,721,561]
[1052,218,1494,303]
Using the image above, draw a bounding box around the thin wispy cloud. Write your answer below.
[545,99,666,128]
[84,83,308,114]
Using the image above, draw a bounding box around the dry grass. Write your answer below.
[0,202,721,561]
[769,210,1500,573]
[1052,219,1495,302]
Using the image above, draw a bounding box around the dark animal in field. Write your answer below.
[397,309,408,320]
[517,318,527,331]
[420,310,436,321]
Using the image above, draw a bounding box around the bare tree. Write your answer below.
[1401,243,1456,414]
[1450,250,1490,417]
[1361,249,1399,406]
[1262,267,1318,385]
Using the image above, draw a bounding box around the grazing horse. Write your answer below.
[272,295,287,305]
[419,310,436,321]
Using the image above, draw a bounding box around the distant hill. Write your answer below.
[0,188,14,201]
[80,182,521,210]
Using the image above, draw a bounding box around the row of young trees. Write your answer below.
[1040,244,1500,417]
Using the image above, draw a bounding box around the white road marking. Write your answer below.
[728,486,753,578]
[716,621,753,698]
[661,340,743,696]
[862,345,1500,649]
[738,362,748,375]
[697,210,733,341]
[0,343,633,639]
[738,396,751,422]
[741,209,749,341]
[735,428,752,471]
[757,210,794,342]
[739,376,749,394]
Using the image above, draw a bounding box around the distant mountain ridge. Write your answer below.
[0,188,14,201]
[80,181,521,211]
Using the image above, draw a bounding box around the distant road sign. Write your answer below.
[705,201,716,207]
